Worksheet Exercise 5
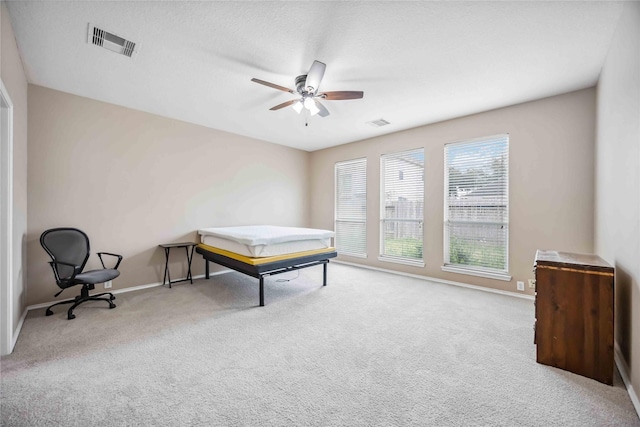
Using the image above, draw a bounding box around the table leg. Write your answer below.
[163,247,171,288]
[186,245,195,284]
[205,259,210,279]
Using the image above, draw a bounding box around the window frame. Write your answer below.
[379,148,425,267]
[442,134,511,281]
[334,157,367,258]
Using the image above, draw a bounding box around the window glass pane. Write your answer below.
[380,148,424,262]
[447,222,508,270]
[335,221,367,255]
[444,135,509,272]
[335,158,367,257]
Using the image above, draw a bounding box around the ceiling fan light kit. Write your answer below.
[291,100,303,114]
[303,97,320,115]
[251,60,364,120]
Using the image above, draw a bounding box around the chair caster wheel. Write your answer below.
[110,295,116,300]
[109,302,116,309]
[68,314,76,320]
[45,309,53,316]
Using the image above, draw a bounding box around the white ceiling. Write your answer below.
[6,1,624,152]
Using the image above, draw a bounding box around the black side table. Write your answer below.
[159,242,196,288]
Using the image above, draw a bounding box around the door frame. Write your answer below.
[1,78,14,356]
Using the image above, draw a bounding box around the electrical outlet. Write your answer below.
[104,280,112,289]
[517,281,525,291]
[528,279,536,289]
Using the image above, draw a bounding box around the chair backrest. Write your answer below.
[40,228,91,282]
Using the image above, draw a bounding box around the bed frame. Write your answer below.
[196,245,337,306]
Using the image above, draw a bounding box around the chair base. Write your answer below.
[45,284,116,320]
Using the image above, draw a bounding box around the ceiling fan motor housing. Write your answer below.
[295,75,309,94]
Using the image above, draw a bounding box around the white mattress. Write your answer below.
[198,225,334,258]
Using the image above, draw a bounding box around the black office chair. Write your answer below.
[40,227,123,320]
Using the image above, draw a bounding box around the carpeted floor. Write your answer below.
[1,263,638,426]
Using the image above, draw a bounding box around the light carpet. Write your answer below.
[1,263,638,426]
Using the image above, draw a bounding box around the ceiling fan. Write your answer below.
[251,60,364,118]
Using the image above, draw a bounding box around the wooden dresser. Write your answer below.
[534,250,614,385]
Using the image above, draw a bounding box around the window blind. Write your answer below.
[335,158,367,257]
[444,134,509,273]
[380,148,424,263]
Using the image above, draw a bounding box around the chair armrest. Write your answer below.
[48,260,82,285]
[97,252,123,269]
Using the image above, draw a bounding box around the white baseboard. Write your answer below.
[10,308,28,353]
[25,271,231,312]
[615,343,640,419]
[332,259,535,300]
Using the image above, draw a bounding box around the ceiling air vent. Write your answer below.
[367,118,390,127]
[87,23,139,59]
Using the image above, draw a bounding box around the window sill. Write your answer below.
[441,265,511,282]
[378,256,425,268]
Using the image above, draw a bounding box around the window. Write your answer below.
[335,158,367,257]
[380,148,424,266]
[443,134,509,280]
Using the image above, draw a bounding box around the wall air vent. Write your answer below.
[87,23,139,59]
[367,118,391,127]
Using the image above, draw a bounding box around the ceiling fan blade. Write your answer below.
[305,60,326,93]
[269,99,298,111]
[314,100,330,117]
[251,78,295,94]
[319,91,364,100]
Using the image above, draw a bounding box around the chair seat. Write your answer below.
[73,268,120,285]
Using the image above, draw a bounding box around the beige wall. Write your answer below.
[310,88,596,295]
[27,85,310,306]
[596,0,640,411]
[1,1,28,354]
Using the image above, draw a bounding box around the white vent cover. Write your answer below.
[87,23,139,59]
[367,118,390,127]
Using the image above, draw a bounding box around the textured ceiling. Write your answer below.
[5,1,624,151]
